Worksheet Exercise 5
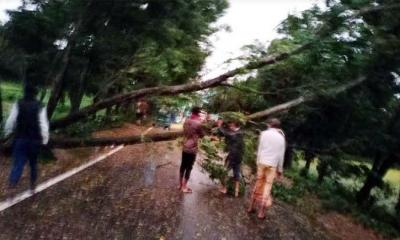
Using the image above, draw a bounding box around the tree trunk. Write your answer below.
[357,104,400,205]
[301,150,315,177]
[46,0,95,118]
[317,159,329,184]
[48,131,184,149]
[284,145,294,169]
[356,154,397,205]
[69,63,88,114]
[46,38,76,119]
[69,87,85,114]
[50,74,365,130]
[0,76,370,152]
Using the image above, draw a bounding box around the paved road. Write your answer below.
[0,140,329,240]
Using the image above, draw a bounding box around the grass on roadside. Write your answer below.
[1,81,93,119]
[273,159,400,238]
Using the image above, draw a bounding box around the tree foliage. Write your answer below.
[0,0,228,115]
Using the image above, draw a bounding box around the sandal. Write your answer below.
[218,187,228,194]
[182,187,193,193]
[257,207,266,219]
[257,213,266,219]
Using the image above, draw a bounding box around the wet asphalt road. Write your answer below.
[0,140,329,240]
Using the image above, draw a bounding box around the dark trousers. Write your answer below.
[180,151,196,181]
[9,139,40,187]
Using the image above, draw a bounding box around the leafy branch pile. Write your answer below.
[199,116,259,196]
[199,136,227,183]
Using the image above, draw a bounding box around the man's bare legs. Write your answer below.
[234,181,240,198]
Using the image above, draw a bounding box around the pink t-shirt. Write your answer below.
[182,116,204,154]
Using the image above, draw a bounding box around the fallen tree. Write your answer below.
[48,131,184,148]
[49,3,400,130]
[50,43,311,129]
[48,76,367,149]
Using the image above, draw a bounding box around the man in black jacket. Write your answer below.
[4,84,49,191]
[217,120,244,197]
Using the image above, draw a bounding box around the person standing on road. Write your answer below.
[217,120,244,197]
[178,106,204,193]
[136,98,149,125]
[4,84,49,191]
[247,118,286,219]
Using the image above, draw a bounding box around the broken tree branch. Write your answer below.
[48,2,400,129]
[50,43,312,129]
[247,76,366,120]
[48,76,367,149]
[48,131,183,148]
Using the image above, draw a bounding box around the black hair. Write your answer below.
[191,106,201,115]
[266,118,281,128]
[23,83,38,101]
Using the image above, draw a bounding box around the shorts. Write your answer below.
[228,163,241,181]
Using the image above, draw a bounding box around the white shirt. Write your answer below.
[256,128,286,173]
[4,103,50,145]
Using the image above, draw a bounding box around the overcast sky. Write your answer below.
[0,0,21,23]
[0,0,322,79]
[202,0,322,79]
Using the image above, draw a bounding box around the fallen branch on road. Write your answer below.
[48,131,184,149]
[48,77,366,149]
[50,44,311,129]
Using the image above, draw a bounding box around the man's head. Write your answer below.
[227,121,240,131]
[266,118,281,129]
[191,106,201,116]
[23,83,38,101]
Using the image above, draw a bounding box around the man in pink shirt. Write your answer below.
[178,107,204,193]
[248,118,286,219]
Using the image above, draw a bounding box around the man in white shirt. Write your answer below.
[247,118,286,219]
[4,84,49,191]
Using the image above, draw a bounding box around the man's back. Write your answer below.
[257,128,286,171]
[182,117,203,154]
[15,100,42,141]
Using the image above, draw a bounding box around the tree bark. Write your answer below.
[50,43,312,129]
